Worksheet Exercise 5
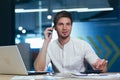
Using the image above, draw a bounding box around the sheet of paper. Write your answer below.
[11,73,120,79]
[72,73,120,79]
[11,75,63,80]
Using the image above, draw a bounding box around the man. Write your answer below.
[34,11,107,73]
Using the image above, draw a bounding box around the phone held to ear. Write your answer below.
[48,25,54,37]
[48,29,53,37]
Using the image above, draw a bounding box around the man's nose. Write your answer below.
[63,25,67,29]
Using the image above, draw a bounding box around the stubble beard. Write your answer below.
[61,34,70,39]
[57,31,71,40]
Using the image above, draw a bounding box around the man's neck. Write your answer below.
[58,36,70,46]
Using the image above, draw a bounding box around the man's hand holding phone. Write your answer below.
[44,27,53,42]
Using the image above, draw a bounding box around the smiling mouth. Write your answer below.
[62,32,67,34]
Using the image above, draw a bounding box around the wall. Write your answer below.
[71,21,120,72]
[0,0,15,46]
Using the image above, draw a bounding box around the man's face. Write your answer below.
[55,17,72,39]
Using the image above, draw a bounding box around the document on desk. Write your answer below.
[11,75,63,80]
[72,73,120,79]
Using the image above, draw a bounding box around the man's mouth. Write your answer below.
[62,31,67,35]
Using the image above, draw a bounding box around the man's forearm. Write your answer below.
[34,40,49,71]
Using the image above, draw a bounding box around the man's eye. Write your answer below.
[58,23,63,26]
[67,23,71,26]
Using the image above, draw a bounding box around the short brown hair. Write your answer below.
[53,11,73,27]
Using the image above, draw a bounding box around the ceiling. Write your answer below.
[15,0,118,7]
[15,0,119,20]
[15,0,119,34]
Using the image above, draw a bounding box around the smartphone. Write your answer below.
[81,70,102,74]
[48,28,53,37]
[48,24,54,37]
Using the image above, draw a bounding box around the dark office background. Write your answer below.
[0,0,120,72]
[0,0,15,45]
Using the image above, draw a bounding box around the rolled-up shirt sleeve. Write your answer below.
[84,42,99,65]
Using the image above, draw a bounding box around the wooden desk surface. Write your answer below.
[0,73,120,80]
[0,75,14,80]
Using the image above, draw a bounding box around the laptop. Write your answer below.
[0,45,49,75]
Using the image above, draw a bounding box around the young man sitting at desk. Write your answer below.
[34,11,107,73]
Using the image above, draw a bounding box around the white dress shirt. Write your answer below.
[45,38,99,73]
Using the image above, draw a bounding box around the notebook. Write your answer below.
[0,45,49,75]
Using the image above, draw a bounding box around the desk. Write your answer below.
[0,73,120,80]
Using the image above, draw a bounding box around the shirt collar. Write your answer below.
[57,37,71,49]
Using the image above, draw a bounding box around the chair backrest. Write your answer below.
[84,59,94,72]
[17,43,32,71]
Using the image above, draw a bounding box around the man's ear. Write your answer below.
[54,27,56,30]
[53,25,57,30]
